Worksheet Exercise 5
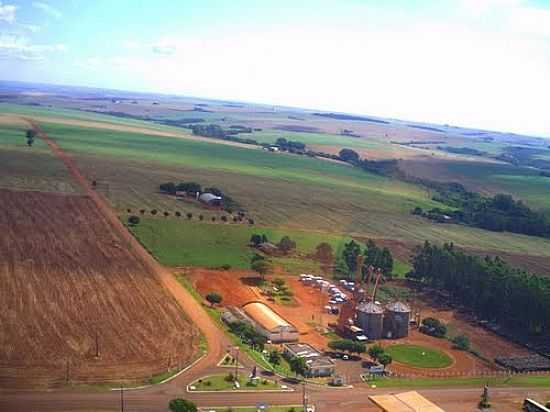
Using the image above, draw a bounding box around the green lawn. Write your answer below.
[189,374,283,391]
[385,344,453,369]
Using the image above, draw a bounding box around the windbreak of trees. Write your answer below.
[407,242,550,336]
[337,148,400,176]
[190,123,258,145]
[415,182,550,238]
[275,137,306,153]
[340,239,393,278]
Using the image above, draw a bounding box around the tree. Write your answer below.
[368,344,384,361]
[314,242,334,263]
[25,129,36,147]
[289,356,308,379]
[175,211,181,217]
[378,353,392,368]
[127,215,140,225]
[342,240,361,276]
[163,211,170,217]
[268,349,281,365]
[452,334,470,351]
[168,398,197,412]
[140,209,146,215]
[261,234,268,243]
[251,259,272,281]
[199,214,204,221]
[206,292,222,307]
[249,234,263,246]
[339,148,360,164]
[159,182,176,194]
[186,212,193,220]
[151,209,158,216]
[273,278,286,288]
[277,236,296,254]
[175,182,202,193]
[221,215,228,222]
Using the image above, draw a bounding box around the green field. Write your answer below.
[129,218,353,270]
[385,344,453,369]
[4,105,550,271]
[0,121,79,193]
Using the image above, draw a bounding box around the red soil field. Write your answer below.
[0,189,200,388]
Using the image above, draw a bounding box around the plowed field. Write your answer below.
[0,189,200,388]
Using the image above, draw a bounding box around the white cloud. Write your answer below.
[32,1,62,19]
[0,34,65,60]
[17,23,41,33]
[0,2,16,23]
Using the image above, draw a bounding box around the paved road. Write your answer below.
[3,120,547,412]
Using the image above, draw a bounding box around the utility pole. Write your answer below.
[95,330,100,358]
[234,347,240,383]
[120,384,124,412]
[302,381,308,411]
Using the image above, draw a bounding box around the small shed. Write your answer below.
[199,192,223,206]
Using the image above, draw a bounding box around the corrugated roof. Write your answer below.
[386,301,411,313]
[357,302,384,314]
[242,302,293,332]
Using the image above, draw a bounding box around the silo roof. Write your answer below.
[357,302,384,314]
[386,301,411,313]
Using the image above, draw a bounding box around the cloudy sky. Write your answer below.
[1,0,549,136]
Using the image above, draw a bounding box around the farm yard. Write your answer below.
[0,189,200,388]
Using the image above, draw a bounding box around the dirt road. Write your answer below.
[26,119,232,384]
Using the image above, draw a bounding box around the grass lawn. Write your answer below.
[385,344,453,369]
[364,374,550,388]
[189,374,283,391]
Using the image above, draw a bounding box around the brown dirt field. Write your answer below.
[417,301,533,363]
[0,189,200,387]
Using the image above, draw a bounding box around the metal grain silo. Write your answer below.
[356,302,384,340]
[385,301,411,339]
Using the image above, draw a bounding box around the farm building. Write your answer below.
[283,343,335,377]
[198,192,223,206]
[241,301,299,343]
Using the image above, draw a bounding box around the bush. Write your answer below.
[128,215,140,225]
[224,372,234,382]
[452,334,470,351]
[420,317,447,338]
[168,398,197,412]
[221,264,231,270]
[151,209,158,215]
[206,292,223,306]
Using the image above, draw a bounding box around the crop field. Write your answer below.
[0,189,200,388]
[0,116,79,193]
[17,115,548,264]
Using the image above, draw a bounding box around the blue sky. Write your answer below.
[1,0,550,136]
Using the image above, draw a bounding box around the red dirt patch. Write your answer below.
[0,189,200,388]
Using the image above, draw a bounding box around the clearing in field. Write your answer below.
[0,189,200,388]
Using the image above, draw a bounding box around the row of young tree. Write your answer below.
[407,242,550,335]
[341,239,394,278]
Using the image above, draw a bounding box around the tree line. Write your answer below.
[413,182,550,238]
[407,242,550,337]
[338,148,400,176]
[340,239,394,278]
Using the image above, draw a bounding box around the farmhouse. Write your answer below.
[198,192,223,206]
[241,301,299,343]
[283,343,335,377]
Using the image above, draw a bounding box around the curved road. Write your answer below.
[2,120,548,411]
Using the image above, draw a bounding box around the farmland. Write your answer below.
[26,118,550,263]
[0,189,200,388]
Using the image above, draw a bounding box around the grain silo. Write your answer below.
[356,302,384,340]
[384,301,411,339]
